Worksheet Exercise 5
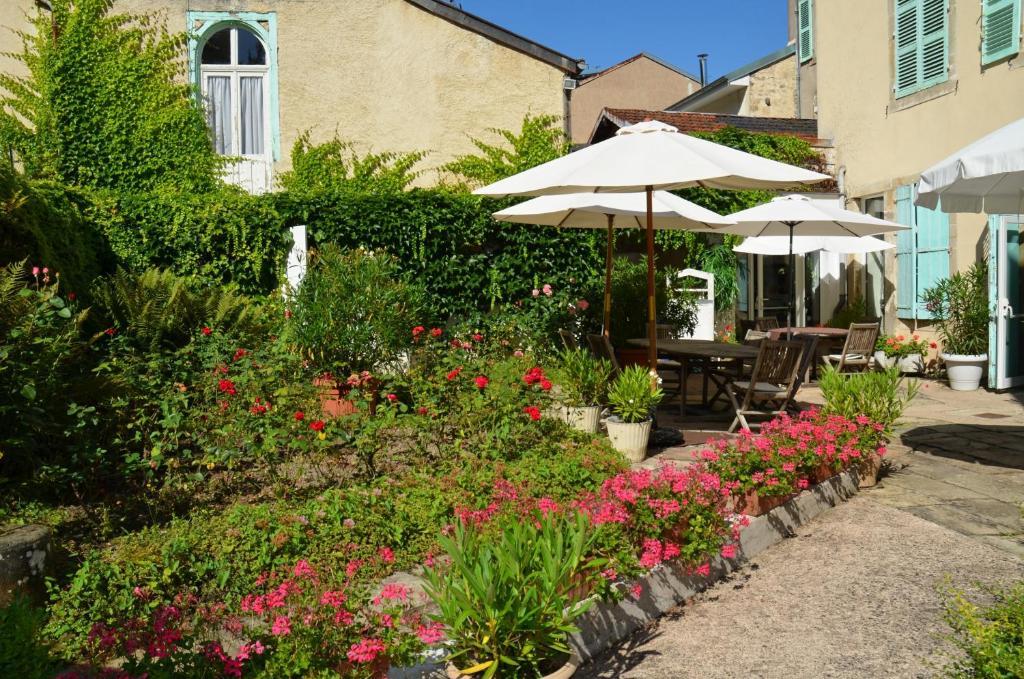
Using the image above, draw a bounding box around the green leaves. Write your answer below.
[921,262,989,356]
[607,365,663,424]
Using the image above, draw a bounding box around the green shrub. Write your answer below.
[554,348,613,407]
[0,597,61,678]
[608,365,663,423]
[608,256,697,347]
[942,581,1024,678]
[425,511,601,677]
[279,131,425,195]
[0,167,112,296]
[287,245,425,375]
[818,365,919,436]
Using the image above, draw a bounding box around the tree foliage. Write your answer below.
[0,0,220,192]
[441,113,569,188]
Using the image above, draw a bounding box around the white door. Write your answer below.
[200,27,272,194]
[994,216,1024,389]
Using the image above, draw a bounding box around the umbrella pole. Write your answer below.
[646,186,658,371]
[788,221,796,341]
[603,214,614,338]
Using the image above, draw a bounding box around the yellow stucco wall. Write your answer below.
[814,0,1023,335]
[569,56,699,143]
[1,0,571,183]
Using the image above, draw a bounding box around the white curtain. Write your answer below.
[240,76,264,156]
[206,76,232,155]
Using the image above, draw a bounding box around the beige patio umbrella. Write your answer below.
[492,191,735,337]
[475,120,829,368]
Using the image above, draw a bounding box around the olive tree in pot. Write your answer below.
[921,263,989,391]
[425,511,603,679]
[605,365,663,462]
[553,348,613,433]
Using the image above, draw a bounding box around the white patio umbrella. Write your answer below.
[493,191,735,336]
[733,235,894,256]
[475,120,829,368]
[916,117,1024,214]
[713,195,908,333]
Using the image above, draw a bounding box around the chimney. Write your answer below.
[697,53,709,87]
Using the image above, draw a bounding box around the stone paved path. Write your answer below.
[579,496,1024,679]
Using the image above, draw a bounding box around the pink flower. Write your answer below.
[378,546,395,563]
[797,478,809,489]
[271,616,291,636]
[416,622,446,645]
[293,559,316,579]
[31,266,39,276]
[474,375,489,389]
[696,562,711,577]
[721,544,737,559]
[347,638,386,664]
[513,349,525,357]
[378,583,410,601]
[631,583,643,598]
[537,497,559,516]
[601,568,618,582]
[320,590,346,608]
[386,393,398,402]
[542,284,553,296]
[532,288,540,297]
[430,327,443,338]
[577,299,589,310]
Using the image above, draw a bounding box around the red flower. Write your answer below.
[540,378,552,391]
[523,366,546,386]
[202,326,212,336]
[232,348,248,362]
[217,379,237,395]
[446,367,462,381]
[284,308,293,319]
[412,325,425,337]
[929,341,938,349]
[104,327,116,336]
[386,393,398,402]
[474,375,489,389]
[430,327,442,338]
[67,292,76,301]
[417,406,428,415]
[472,333,483,342]
[520,403,544,419]
[294,411,305,421]
[309,420,325,432]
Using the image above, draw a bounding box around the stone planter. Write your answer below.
[605,417,653,463]
[563,405,601,434]
[873,351,924,374]
[941,353,988,391]
[0,524,50,606]
[447,650,579,679]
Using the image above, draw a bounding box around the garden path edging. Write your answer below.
[569,469,860,661]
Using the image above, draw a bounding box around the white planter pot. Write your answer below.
[941,353,988,391]
[605,417,653,463]
[563,405,601,434]
[874,351,924,374]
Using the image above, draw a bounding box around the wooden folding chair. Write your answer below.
[822,322,879,373]
[586,333,622,374]
[726,339,805,432]
[787,334,820,412]
[755,317,781,331]
[558,329,579,351]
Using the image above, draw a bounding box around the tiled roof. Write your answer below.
[594,108,822,144]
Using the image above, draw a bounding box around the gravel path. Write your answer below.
[579,495,1024,679]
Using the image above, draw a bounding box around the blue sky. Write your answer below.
[460,1,790,80]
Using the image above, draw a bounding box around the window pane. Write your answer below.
[201,29,231,65]
[236,28,267,65]
[206,76,233,155]
[240,76,264,155]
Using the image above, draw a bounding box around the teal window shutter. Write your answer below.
[895,186,917,317]
[982,0,1022,65]
[894,0,949,98]
[799,0,814,62]
[912,198,950,318]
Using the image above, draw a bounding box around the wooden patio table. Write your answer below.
[766,326,849,340]
[628,338,759,415]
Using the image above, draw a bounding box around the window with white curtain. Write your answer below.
[200,27,269,158]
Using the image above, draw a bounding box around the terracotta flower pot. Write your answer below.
[447,650,580,679]
[856,452,883,488]
[313,376,358,418]
[733,490,793,517]
[809,462,837,484]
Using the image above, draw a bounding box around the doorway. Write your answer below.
[992,216,1024,390]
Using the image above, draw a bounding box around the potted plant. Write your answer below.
[922,263,989,391]
[286,246,424,414]
[425,511,602,679]
[554,348,613,433]
[605,365,663,462]
[873,334,931,374]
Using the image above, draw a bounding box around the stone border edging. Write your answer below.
[569,469,861,660]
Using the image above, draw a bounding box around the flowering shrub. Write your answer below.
[702,410,885,499]
[875,333,933,358]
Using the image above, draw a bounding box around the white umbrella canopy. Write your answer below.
[715,195,907,332]
[474,120,830,197]
[733,235,894,256]
[493,191,735,337]
[916,117,1024,214]
[475,120,829,368]
[491,190,734,230]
